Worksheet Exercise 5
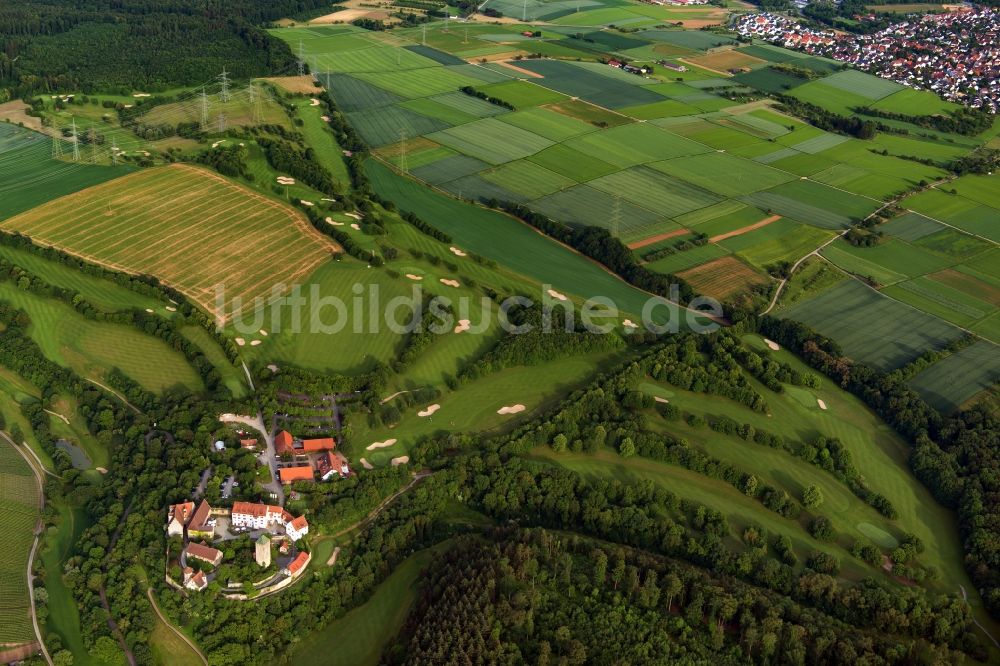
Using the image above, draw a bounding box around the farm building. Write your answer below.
[279,466,315,484]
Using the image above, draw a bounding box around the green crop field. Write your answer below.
[565,122,708,167]
[908,340,1000,412]
[0,124,133,222]
[872,87,962,116]
[884,277,996,331]
[480,160,577,199]
[498,107,598,141]
[427,117,553,164]
[532,182,664,232]
[0,438,39,645]
[820,69,903,101]
[525,143,620,181]
[650,152,794,197]
[475,80,569,108]
[588,165,722,217]
[0,164,338,320]
[781,279,965,369]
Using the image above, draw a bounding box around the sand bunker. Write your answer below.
[623,319,638,329]
[250,340,262,346]
[165,306,177,312]
[366,438,398,450]
[325,216,344,226]
[211,140,226,148]
[300,200,314,207]
[133,93,151,98]
[765,338,780,351]
[817,399,827,410]
[454,319,471,334]
[359,458,374,470]
[346,211,364,220]
[449,246,467,257]
[547,289,568,302]
[497,404,526,415]
[654,396,670,404]
[321,115,331,122]
[276,176,296,185]
[235,337,245,346]
[96,467,108,474]
[440,278,460,288]
[310,98,321,106]
[418,404,441,417]
[145,308,154,313]
[406,273,423,281]
[267,364,280,373]
[259,329,268,336]
[350,223,361,231]
[391,456,410,466]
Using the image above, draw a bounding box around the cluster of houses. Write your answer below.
[734,9,1000,112]
[167,498,310,592]
[274,430,351,484]
[607,59,652,76]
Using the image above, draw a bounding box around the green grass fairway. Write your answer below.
[780,279,964,370]
[908,340,1000,412]
[650,152,794,197]
[353,352,616,465]
[427,117,553,164]
[0,438,39,644]
[0,124,133,222]
[291,543,450,666]
[239,261,412,375]
[0,281,204,393]
[0,244,166,312]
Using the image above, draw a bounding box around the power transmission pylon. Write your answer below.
[217,113,227,134]
[421,24,427,46]
[51,120,64,159]
[399,128,408,174]
[70,118,80,162]
[249,84,263,124]
[218,68,231,102]
[522,0,528,21]
[89,129,98,164]
[200,87,210,131]
[111,139,119,166]
[297,41,306,77]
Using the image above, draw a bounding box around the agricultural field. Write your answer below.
[0,438,40,646]
[0,123,133,221]
[907,340,1000,412]
[0,164,339,320]
[268,20,1000,395]
[780,279,966,370]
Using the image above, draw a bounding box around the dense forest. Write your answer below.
[0,0,331,97]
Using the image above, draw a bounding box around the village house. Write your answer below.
[184,542,223,567]
[166,499,216,539]
[283,551,311,577]
[166,501,194,537]
[183,567,208,592]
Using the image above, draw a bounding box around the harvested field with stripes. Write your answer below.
[0,164,339,320]
[677,255,769,300]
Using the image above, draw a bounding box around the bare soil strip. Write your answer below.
[627,228,690,250]
[709,215,781,243]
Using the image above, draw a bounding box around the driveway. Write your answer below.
[220,412,283,505]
